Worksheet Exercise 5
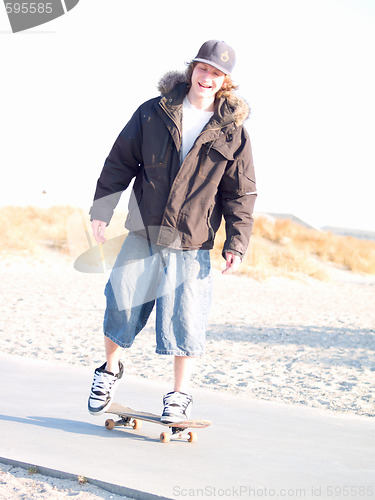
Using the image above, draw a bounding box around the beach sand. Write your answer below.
[0,462,129,500]
[1,250,374,498]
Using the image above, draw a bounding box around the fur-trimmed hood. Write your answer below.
[157,71,250,127]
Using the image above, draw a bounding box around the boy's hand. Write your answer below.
[222,252,242,274]
[91,220,107,244]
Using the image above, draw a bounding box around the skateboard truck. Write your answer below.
[105,415,142,431]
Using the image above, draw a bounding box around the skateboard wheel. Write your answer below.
[160,431,171,443]
[188,432,197,443]
[132,419,142,430]
[105,419,115,430]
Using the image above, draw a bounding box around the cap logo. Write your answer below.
[221,51,229,62]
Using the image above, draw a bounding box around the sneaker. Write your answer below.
[88,361,124,415]
[161,391,193,424]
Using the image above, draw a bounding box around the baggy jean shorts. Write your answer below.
[103,233,212,356]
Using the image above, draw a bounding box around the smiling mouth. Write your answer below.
[198,82,212,89]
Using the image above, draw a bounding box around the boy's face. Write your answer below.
[190,63,226,101]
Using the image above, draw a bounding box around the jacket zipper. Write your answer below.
[207,205,215,242]
[156,101,233,244]
[159,101,182,147]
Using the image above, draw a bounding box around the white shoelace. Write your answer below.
[163,392,191,414]
[91,371,116,399]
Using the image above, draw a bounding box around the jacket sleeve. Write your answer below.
[89,107,143,224]
[219,127,257,259]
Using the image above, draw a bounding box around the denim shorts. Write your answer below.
[103,232,212,356]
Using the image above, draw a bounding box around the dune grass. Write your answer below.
[212,216,375,280]
[1,205,374,280]
[0,206,76,253]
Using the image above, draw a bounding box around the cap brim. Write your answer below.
[192,58,230,75]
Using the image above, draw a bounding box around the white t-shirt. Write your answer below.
[182,96,214,162]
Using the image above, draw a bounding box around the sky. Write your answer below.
[0,0,374,231]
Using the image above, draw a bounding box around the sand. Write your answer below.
[1,250,374,498]
[0,462,130,499]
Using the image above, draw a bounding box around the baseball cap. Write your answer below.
[193,40,236,75]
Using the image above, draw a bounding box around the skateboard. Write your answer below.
[105,402,211,443]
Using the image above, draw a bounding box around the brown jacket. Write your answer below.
[90,72,257,258]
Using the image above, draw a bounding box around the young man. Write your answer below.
[88,40,257,423]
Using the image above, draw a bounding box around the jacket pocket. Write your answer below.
[198,147,228,185]
[238,159,256,194]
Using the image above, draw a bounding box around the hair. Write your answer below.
[185,61,238,100]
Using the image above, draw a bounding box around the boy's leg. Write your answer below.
[88,233,160,416]
[105,335,123,374]
[158,248,212,423]
[174,355,196,393]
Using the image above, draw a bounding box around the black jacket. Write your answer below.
[90,71,257,258]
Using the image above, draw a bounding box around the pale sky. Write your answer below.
[1,0,374,230]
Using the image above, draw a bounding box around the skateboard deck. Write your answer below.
[105,402,211,443]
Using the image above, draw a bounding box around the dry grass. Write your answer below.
[0,206,76,253]
[0,205,125,256]
[212,216,375,279]
[1,206,375,280]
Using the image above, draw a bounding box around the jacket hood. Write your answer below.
[157,71,250,127]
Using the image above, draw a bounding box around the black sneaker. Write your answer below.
[88,361,124,415]
[161,391,193,424]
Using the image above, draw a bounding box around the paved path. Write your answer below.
[1,354,374,499]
